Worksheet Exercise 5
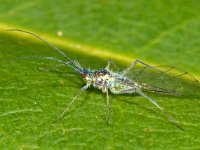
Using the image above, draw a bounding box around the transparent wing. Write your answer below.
[125,64,200,97]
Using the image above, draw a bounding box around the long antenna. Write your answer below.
[7,29,81,72]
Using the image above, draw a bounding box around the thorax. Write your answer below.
[83,68,135,92]
[92,69,114,90]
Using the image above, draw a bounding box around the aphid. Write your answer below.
[8,29,200,129]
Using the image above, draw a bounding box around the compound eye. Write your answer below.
[81,73,86,78]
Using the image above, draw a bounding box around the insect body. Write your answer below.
[8,29,200,129]
[79,62,167,125]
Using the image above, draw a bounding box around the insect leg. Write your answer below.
[110,86,162,111]
[109,87,137,94]
[55,84,89,122]
[106,85,110,125]
[123,59,158,75]
[105,60,119,71]
[137,90,183,130]
[137,90,162,110]
[110,87,183,129]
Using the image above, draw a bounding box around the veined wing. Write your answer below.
[125,64,200,97]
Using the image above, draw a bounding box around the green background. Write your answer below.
[0,0,200,149]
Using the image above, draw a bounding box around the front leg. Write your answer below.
[55,84,89,121]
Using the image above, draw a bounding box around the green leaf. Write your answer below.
[0,0,200,149]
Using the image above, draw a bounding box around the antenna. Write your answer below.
[7,29,81,72]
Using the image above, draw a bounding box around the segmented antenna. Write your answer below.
[7,29,82,72]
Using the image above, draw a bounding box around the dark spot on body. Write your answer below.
[95,69,110,76]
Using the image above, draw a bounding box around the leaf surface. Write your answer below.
[0,0,200,149]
